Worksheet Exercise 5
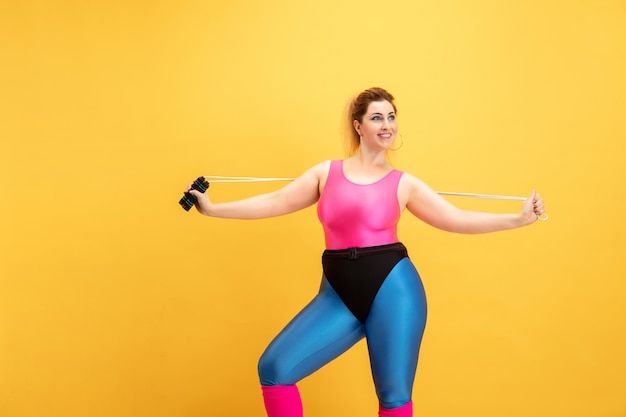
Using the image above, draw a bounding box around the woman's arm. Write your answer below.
[185,161,329,219]
[400,174,545,234]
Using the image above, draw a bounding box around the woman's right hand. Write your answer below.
[186,182,212,215]
[181,161,326,219]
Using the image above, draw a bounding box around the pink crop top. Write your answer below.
[317,160,403,250]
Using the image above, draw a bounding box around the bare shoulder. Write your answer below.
[270,160,332,211]
[284,160,332,190]
[310,160,332,175]
[398,172,435,208]
[398,171,430,192]
[302,160,332,182]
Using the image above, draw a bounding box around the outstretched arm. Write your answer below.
[185,161,329,219]
[401,174,545,234]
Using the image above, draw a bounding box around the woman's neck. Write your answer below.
[351,147,391,169]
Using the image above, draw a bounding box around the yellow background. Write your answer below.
[1,1,625,416]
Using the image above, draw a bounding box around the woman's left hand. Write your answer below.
[521,190,545,225]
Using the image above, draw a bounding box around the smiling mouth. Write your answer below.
[379,133,393,139]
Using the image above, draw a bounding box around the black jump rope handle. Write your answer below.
[179,177,210,211]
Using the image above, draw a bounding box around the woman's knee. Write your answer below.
[378,391,412,410]
[258,348,288,386]
[257,350,275,384]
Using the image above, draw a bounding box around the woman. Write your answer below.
[185,87,545,417]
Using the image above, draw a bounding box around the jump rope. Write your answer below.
[179,175,549,221]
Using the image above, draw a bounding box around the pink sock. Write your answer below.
[379,401,412,417]
[261,385,303,417]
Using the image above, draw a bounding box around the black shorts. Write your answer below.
[322,242,408,322]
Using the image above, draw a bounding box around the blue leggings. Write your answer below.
[258,258,427,409]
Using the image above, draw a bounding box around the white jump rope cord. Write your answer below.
[203,176,549,221]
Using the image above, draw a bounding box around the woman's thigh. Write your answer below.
[365,258,428,408]
[258,276,365,386]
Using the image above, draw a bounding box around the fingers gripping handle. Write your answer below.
[179,177,210,211]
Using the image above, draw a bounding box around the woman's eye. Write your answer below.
[389,115,395,121]
[371,116,382,121]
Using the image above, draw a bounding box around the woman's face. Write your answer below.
[353,100,398,151]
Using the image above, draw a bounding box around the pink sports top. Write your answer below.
[317,160,404,250]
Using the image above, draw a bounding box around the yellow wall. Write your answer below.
[1,1,625,416]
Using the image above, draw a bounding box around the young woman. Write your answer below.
[185,87,545,417]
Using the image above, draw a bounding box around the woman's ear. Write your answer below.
[353,119,361,136]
